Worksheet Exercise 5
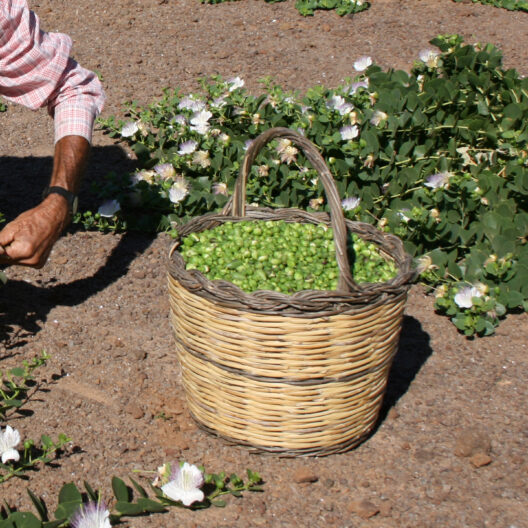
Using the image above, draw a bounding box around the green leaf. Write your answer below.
[1,512,42,528]
[136,498,167,513]
[115,502,143,516]
[8,368,25,377]
[83,482,98,502]
[40,435,53,449]
[112,477,130,502]
[27,489,48,522]
[54,483,82,521]
[57,483,82,505]
[129,477,149,499]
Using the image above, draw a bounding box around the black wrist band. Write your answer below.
[42,186,78,216]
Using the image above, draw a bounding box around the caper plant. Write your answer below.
[95,34,527,336]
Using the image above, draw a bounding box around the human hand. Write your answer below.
[0,194,70,268]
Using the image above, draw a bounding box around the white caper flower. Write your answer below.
[212,182,228,195]
[353,56,372,72]
[430,208,441,222]
[190,110,213,135]
[177,140,198,156]
[370,110,388,126]
[0,425,20,464]
[454,285,483,309]
[419,49,440,68]
[192,150,211,169]
[169,177,190,204]
[416,255,435,274]
[340,125,359,141]
[71,502,111,528]
[161,463,205,506]
[120,121,139,137]
[309,197,324,210]
[424,172,452,190]
[342,196,361,211]
[258,165,269,177]
[227,76,245,91]
[363,153,375,169]
[280,145,298,165]
[137,121,149,136]
[98,199,121,218]
[154,163,176,180]
[178,96,206,112]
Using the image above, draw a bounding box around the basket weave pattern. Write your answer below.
[168,128,416,456]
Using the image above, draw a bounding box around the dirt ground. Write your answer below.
[1,0,528,527]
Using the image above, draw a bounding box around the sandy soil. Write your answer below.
[1,1,528,527]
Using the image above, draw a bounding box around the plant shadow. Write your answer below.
[0,145,153,354]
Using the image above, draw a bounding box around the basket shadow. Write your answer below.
[0,145,153,354]
[376,314,433,425]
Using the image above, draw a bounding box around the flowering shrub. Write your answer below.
[94,34,527,337]
[453,0,528,11]
[200,0,369,16]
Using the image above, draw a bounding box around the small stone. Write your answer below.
[348,499,380,519]
[454,427,492,457]
[132,270,146,279]
[132,349,147,361]
[125,402,144,419]
[293,467,319,484]
[470,453,492,468]
[401,441,411,450]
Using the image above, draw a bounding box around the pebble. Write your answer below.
[125,402,144,419]
[470,453,492,468]
[133,348,147,361]
[347,499,380,519]
[454,427,492,457]
[293,467,319,484]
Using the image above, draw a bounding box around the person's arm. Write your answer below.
[0,1,105,268]
[0,136,90,268]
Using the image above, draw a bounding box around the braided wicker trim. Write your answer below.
[168,207,415,316]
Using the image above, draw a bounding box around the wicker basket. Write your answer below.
[168,127,416,456]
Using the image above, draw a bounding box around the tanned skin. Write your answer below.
[0,135,90,268]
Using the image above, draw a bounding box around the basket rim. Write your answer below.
[168,206,417,317]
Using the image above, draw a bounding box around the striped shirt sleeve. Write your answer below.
[0,0,105,143]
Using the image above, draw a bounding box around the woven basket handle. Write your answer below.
[222,127,358,292]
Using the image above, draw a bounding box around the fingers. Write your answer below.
[0,199,67,268]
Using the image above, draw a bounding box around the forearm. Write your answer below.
[49,135,91,194]
[0,135,90,267]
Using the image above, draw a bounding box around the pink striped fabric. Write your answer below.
[0,0,105,143]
